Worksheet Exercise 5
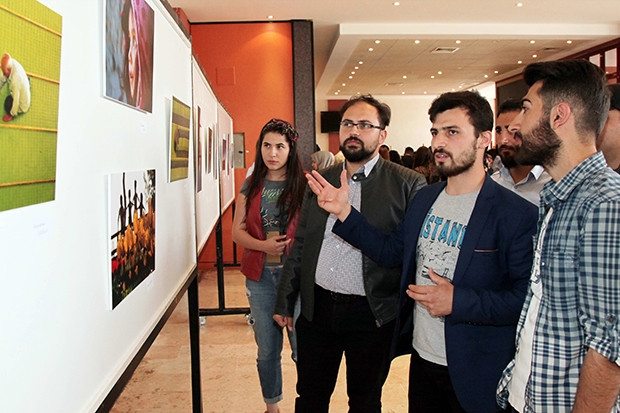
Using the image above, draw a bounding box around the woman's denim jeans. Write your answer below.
[246,266,298,404]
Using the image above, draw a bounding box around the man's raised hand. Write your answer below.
[306,169,352,221]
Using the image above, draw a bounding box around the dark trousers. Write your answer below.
[408,349,467,413]
[294,284,395,413]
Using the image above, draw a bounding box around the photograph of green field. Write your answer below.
[0,0,61,212]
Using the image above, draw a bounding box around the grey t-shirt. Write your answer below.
[241,179,287,265]
[413,188,479,366]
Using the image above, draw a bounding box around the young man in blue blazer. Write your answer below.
[307,91,538,413]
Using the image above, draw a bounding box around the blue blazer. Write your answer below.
[333,175,538,413]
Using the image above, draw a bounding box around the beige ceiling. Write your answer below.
[167,0,620,99]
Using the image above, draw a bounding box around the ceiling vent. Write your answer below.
[541,47,562,52]
[385,82,404,87]
[431,47,460,54]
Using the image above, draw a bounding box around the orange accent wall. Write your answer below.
[191,22,295,266]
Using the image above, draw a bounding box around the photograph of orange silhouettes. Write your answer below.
[105,0,154,112]
[108,169,156,308]
[0,0,62,212]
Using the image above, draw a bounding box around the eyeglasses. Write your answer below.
[340,120,384,131]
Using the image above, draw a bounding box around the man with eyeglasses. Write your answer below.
[491,98,551,205]
[275,94,426,413]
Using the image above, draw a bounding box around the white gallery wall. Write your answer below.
[0,0,215,411]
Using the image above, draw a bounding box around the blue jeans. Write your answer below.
[246,266,298,404]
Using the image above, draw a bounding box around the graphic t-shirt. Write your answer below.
[413,188,479,366]
[241,179,287,265]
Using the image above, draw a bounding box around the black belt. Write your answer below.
[316,284,365,303]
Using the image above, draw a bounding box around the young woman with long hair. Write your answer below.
[232,118,306,413]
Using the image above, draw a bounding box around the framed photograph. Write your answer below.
[108,169,156,309]
[206,126,213,175]
[194,105,202,192]
[0,0,62,212]
[104,0,154,112]
[169,96,191,182]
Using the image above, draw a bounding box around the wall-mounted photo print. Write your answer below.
[108,169,156,309]
[169,96,190,182]
[206,126,213,175]
[0,0,62,213]
[105,0,154,112]
[194,105,202,192]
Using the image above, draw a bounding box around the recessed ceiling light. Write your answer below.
[403,75,407,79]
[348,76,353,79]
[530,40,535,44]
[368,47,374,52]
[354,66,359,70]
[451,89,456,92]
[532,54,537,58]
[494,70,499,74]
[267,15,274,19]
[424,91,428,94]
[484,74,488,78]
[516,2,523,7]
[567,40,572,44]
[375,40,381,44]
[351,71,355,74]
[393,1,400,5]
[359,61,364,64]
[431,75,435,79]
[342,83,346,86]
[438,71,442,75]
[402,91,405,94]
[518,60,523,64]
[414,40,420,44]
[455,40,461,44]
[334,92,339,95]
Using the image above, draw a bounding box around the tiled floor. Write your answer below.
[110,268,410,412]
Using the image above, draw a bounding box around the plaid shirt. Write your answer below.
[498,152,620,412]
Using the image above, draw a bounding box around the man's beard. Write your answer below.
[340,137,377,163]
[514,117,561,168]
[498,144,519,169]
[434,138,477,177]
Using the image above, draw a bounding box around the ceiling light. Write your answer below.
[354,66,359,70]
[494,70,499,74]
[518,60,523,64]
[455,40,461,44]
[334,92,339,95]
[424,91,427,94]
[403,75,407,79]
[414,40,420,44]
[484,74,488,78]
[368,47,374,52]
[348,76,353,79]
[351,71,355,74]
[375,40,381,44]
[532,54,537,58]
[516,2,523,7]
[358,61,364,64]
[393,1,400,5]
[530,40,535,44]
[567,40,572,44]
[267,15,274,19]
[402,92,405,94]
[342,83,346,86]
[437,71,442,75]
[431,75,435,79]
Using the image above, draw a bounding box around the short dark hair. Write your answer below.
[340,94,391,129]
[497,98,522,116]
[428,90,494,136]
[523,59,609,137]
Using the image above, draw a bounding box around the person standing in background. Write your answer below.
[491,98,551,205]
[232,118,306,413]
[597,83,620,173]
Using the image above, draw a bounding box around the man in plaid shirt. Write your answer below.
[497,59,620,412]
